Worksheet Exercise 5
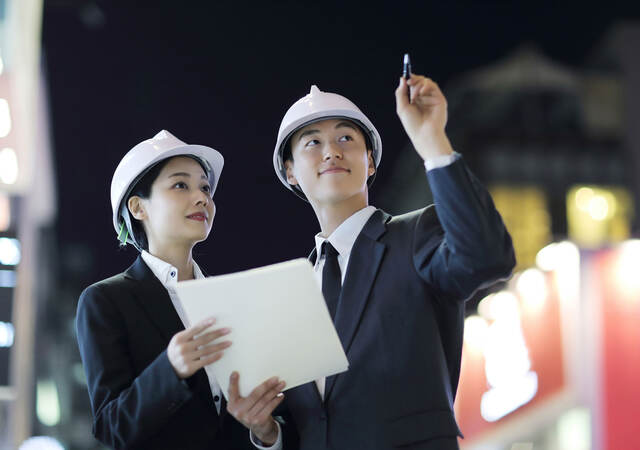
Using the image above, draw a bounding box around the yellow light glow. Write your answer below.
[489,186,551,269]
[0,148,18,184]
[575,187,594,212]
[587,195,609,221]
[567,185,632,248]
[0,99,11,138]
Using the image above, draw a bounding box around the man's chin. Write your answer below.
[313,190,364,205]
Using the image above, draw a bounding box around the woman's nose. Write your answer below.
[195,190,210,206]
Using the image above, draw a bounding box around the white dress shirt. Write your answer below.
[140,251,281,450]
[140,251,224,413]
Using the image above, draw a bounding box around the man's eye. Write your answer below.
[338,135,353,142]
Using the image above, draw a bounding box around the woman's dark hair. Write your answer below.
[124,156,209,251]
[124,159,171,251]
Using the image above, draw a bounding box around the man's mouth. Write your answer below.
[319,167,350,175]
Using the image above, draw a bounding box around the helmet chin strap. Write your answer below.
[118,204,142,252]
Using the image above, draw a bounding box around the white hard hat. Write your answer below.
[272,85,382,200]
[110,130,224,249]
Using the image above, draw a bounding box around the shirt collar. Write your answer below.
[314,206,377,261]
[141,250,204,289]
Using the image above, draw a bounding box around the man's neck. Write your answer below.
[312,194,369,238]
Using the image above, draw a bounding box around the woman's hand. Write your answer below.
[227,372,286,445]
[167,317,231,379]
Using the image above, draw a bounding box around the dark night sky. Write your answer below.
[41,1,640,286]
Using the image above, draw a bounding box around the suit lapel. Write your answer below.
[324,210,390,400]
[124,255,219,416]
[124,256,185,343]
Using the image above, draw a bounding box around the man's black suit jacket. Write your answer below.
[76,256,256,450]
[282,157,516,449]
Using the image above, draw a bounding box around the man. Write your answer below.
[270,75,516,449]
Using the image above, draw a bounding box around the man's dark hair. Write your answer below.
[283,119,373,164]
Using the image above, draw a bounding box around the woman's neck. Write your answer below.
[147,242,196,281]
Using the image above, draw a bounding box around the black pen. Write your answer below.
[403,53,412,102]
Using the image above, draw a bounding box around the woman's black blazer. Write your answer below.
[76,255,255,450]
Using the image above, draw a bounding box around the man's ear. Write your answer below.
[284,160,299,186]
[367,150,376,177]
[127,196,147,221]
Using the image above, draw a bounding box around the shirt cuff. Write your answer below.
[424,152,459,171]
[249,421,282,450]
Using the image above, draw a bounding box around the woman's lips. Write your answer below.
[186,213,207,222]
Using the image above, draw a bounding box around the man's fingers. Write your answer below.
[227,371,241,404]
[246,381,286,419]
[246,376,280,405]
[395,77,410,111]
[247,394,285,428]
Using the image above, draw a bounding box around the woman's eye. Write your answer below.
[305,139,320,147]
[173,181,188,189]
[338,135,353,142]
[201,184,211,193]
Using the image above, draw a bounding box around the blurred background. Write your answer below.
[1,1,640,449]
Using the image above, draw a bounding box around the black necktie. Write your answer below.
[321,242,342,321]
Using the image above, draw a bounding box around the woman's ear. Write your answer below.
[367,150,376,177]
[284,160,299,186]
[127,196,147,221]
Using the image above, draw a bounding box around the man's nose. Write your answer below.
[323,142,343,160]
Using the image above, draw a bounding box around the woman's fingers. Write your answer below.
[194,340,232,359]
[191,327,231,349]
[178,317,216,342]
[168,318,232,378]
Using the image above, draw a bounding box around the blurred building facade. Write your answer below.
[1,3,638,449]
[377,22,640,450]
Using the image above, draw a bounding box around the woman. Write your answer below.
[76,130,285,450]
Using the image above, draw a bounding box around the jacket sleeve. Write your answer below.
[76,283,193,449]
[413,156,516,301]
